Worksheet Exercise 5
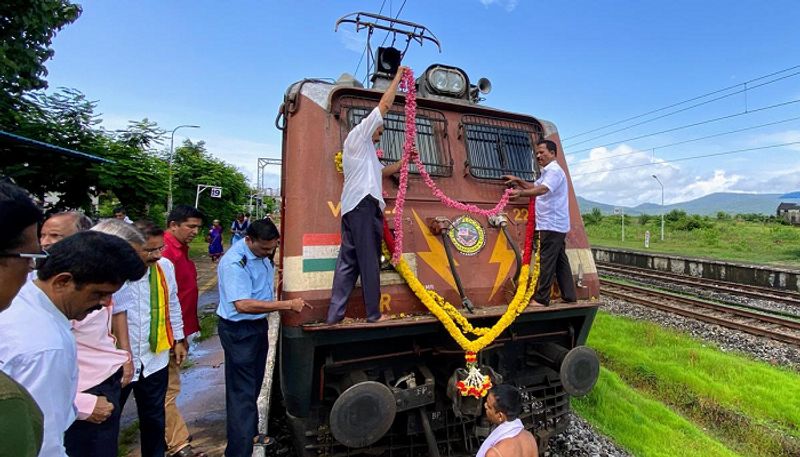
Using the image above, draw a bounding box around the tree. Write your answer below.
[0,0,81,101]
[93,121,169,221]
[582,207,603,225]
[172,140,249,227]
[0,88,103,210]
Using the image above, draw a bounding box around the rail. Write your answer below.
[597,261,800,308]
[600,280,800,346]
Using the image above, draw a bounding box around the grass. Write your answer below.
[188,236,211,260]
[584,216,800,267]
[195,313,219,342]
[584,311,800,456]
[573,368,739,457]
[117,420,138,457]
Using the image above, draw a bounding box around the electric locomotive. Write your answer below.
[273,12,600,456]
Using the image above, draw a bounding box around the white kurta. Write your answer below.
[0,281,78,457]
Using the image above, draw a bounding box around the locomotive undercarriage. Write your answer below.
[280,312,598,457]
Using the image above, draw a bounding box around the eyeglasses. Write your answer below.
[0,250,49,261]
[142,245,166,255]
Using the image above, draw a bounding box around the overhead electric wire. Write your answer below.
[564,97,800,156]
[570,114,800,164]
[563,70,800,149]
[562,63,800,142]
[354,0,388,79]
[570,141,800,177]
[379,0,409,48]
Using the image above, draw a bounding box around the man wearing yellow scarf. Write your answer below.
[113,221,187,456]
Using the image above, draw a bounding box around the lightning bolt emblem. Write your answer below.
[488,229,516,301]
[411,209,458,292]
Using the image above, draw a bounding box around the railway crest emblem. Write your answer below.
[448,215,485,256]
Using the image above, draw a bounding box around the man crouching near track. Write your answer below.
[477,384,538,457]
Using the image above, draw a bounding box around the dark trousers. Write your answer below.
[218,317,269,457]
[119,364,169,457]
[327,196,383,323]
[533,231,577,305]
[64,369,123,457]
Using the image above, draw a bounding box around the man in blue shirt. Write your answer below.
[216,219,308,457]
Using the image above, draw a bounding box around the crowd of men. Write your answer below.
[0,180,210,457]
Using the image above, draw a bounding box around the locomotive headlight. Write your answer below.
[426,66,467,96]
[432,70,448,91]
[447,72,464,93]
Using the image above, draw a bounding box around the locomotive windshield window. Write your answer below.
[463,122,538,181]
[348,108,450,176]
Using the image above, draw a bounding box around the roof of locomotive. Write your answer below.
[282,77,560,139]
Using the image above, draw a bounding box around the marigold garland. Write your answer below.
[385,244,540,354]
[334,151,343,173]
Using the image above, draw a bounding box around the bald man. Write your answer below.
[40,212,93,250]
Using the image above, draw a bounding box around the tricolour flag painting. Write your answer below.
[302,233,341,272]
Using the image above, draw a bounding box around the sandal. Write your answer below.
[253,434,277,447]
[169,444,208,457]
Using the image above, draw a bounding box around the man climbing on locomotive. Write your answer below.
[503,139,577,306]
[326,65,408,324]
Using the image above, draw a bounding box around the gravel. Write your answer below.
[545,413,632,457]
[603,296,800,370]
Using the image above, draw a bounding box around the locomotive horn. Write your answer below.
[477,77,492,94]
[528,344,599,396]
[329,381,397,448]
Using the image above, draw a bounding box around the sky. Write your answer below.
[42,0,800,206]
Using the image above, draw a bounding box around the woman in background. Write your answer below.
[230,213,248,245]
[208,219,224,262]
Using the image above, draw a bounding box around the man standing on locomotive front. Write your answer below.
[503,139,577,306]
[326,66,407,324]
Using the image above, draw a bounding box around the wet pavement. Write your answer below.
[120,254,230,457]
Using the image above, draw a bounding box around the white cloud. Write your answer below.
[675,170,742,202]
[202,135,282,188]
[567,144,757,206]
[478,0,518,11]
[338,29,366,54]
[569,144,679,206]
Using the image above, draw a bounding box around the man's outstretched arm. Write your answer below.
[378,65,410,117]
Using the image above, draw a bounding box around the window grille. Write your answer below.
[461,115,542,181]
[338,97,452,176]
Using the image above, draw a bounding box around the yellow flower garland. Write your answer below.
[386,245,541,354]
[334,151,343,173]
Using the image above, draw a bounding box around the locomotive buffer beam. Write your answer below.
[526,343,600,397]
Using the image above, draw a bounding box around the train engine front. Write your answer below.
[274,12,600,457]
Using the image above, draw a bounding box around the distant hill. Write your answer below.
[577,192,785,216]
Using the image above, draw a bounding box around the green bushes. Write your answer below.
[582,207,604,226]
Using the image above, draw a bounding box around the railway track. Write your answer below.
[597,261,800,308]
[600,280,800,346]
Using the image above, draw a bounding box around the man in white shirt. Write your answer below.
[0,231,146,457]
[115,221,187,457]
[327,65,407,324]
[503,139,577,306]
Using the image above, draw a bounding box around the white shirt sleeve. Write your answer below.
[3,351,76,457]
[161,260,185,341]
[540,166,565,193]
[110,295,128,315]
[345,107,384,158]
